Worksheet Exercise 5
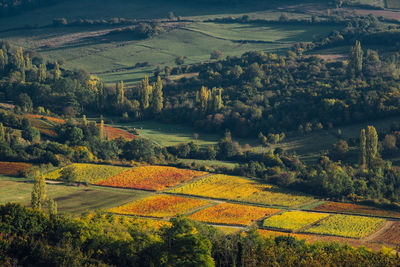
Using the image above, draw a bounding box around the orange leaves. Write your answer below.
[25,114,65,124]
[0,162,32,175]
[103,125,136,141]
[96,166,207,191]
[189,203,279,226]
[109,195,210,218]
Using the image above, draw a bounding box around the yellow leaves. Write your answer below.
[189,203,279,226]
[169,174,313,207]
[44,163,129,183]
[96,166,207,191]
[262,211,329,231]
[305,214,386,238]
[109,195,210,218]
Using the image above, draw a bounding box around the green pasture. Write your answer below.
[0,175,151,214]
[177,159,237,169]
[185,22,341,43]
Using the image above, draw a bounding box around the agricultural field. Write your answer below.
[0,175,148,213]
[44,163,130,183]
[0,162,32,176]
[25,114,66,125]
[386,0,400,8]
[371,221,400,245]
[189,203,279,226]
[258,229,311,241]
[96,166,207,191]
[185,22,340,43]
[262,211,330,232]
[103,125,136,140]
[127,120,222,147]
[109,194,210,218]
[312,202,400,219]
[305,214,386,238]
[169,174,315,207]
[25,116,58,137]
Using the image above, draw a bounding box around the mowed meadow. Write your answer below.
[0,161,399,250]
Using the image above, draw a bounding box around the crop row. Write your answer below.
[0,162,32,176]
[109,195,210,218]
[169,174,314,207]
[96,166,207,191]
[189,203,279,226]
[45,163,130,183]
[262,211,329,231]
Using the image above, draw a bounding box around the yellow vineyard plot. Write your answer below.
[109,194,211,218]
[262,211,329,231]
[189,202,279,226]
[305,214,386,238]
[44,163,129,183]
[169,174,314,207]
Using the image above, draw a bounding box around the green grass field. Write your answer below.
[0,175,151,214]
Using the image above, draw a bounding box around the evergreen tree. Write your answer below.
[152,76,163,114]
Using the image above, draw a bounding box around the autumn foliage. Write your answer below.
[189,203,279,226]
[109,194,210,218]
[96,166,207,191]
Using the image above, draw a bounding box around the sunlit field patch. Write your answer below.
[169,174,314,207]
[96,166,207,191]
[109,194,210,218]
[305,214,386,238]
[262,211,329,231]
[44,163,129,183]
[189,202,279,226]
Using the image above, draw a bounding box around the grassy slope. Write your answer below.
[0,175,151,214]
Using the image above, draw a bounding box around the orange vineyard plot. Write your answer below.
[109,195,210,218]
[312,202,400,219]
[96,166,207,191]
[189,203,279,226]
[103,125,136,141]
[371,221,400,245]
[0,162,32,175]
[25,114,66,124]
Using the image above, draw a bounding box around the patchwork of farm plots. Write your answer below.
[109,194,210,218]
[0,162,32,176]
[96,166,207,191]
[189,203,279,226]
[2,161,397,248]
[168,174,314,207]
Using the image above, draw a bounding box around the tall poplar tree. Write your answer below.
[360,128,367,168]
[0,49,5,72]
[0,123,5,142]
[366,125,378,167]
[53,61,61,80]
[139,76,150,110]
[38,63,46,83]
[347,40,363,77]
[152,76,163,114]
